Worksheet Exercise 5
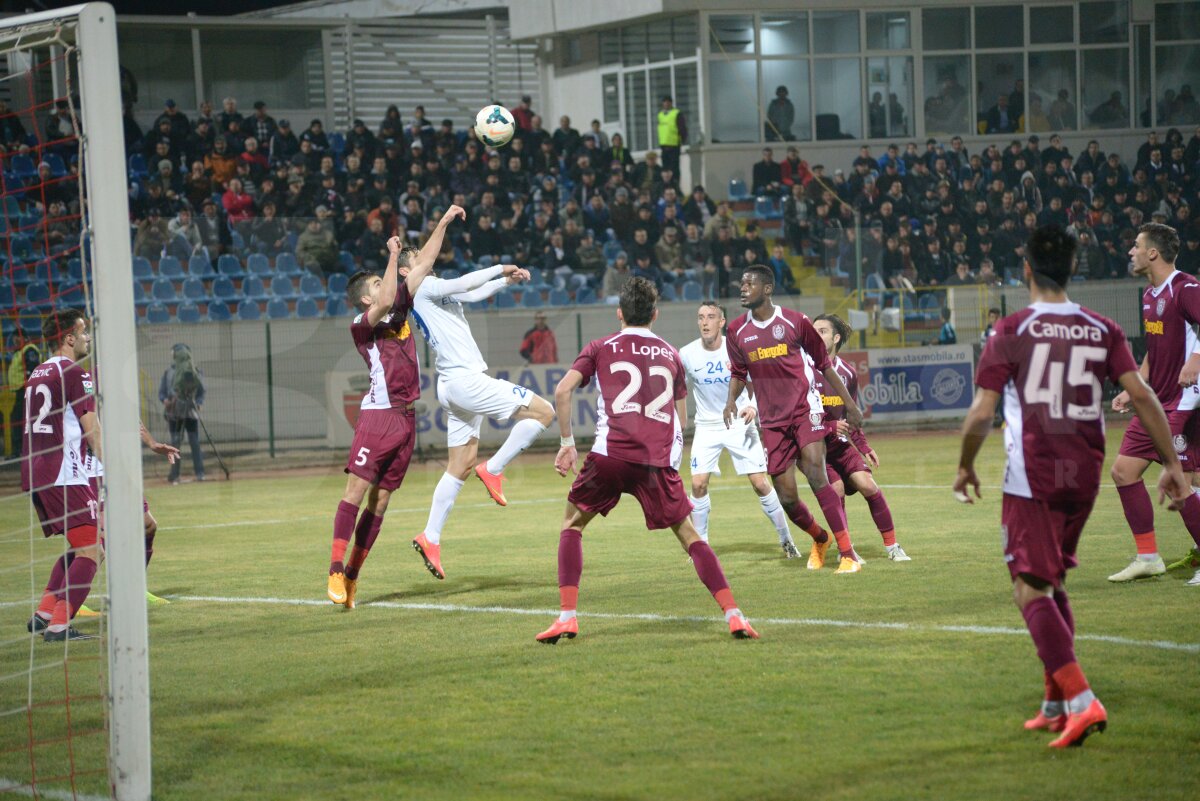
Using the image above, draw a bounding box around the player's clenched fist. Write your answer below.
[440,205,466,225]
[500,265,531,284]
[554,444,578,477]
[386,235,403,254]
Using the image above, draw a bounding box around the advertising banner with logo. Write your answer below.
[848,345,974,422]
[326,364,600,449]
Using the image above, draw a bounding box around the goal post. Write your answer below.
[76,4,152,800]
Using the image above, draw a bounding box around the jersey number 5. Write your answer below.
[609,361,673,423]
[1023,343,1106,421]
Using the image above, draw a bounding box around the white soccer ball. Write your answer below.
[474,104,516,148]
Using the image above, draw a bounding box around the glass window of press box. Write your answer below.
[597,2,1198,149]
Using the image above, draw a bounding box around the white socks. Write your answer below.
[690,494,711,542]
[758,489,791,544]
[485,419,547,475]
[558,610,576,623]
[423,472,465,544]
[724,607,743,622]
[1067,689,1096,715]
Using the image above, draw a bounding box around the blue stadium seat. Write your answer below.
[44,154,67,178]
[32,261,58,283]
[144,303,170,325]
[176,302,201,324]
[181,276,207,302]
[24,281,51,309]
[441,268,462,280]
[521,290,544,308]
[132,281,150,307]
[212,275,240,302]
[237,299,262,320]
[660,282,677,302]
[247,253,272,276]
[729,178,749,200]
[266,298,290,319]
[494,290,516,309]
[9,234,32,259]
[132,256,154,281]
[296,297,320,319]
[919,293,941,309]
[575,286,597,305]
[151,277,177,302]
[525,266,550,290]
[274,252,301,276]
[337,251,357,274]
[157,256,184,280]
[3,196,21,221]
[66,258,83,282]
[329,132,346,154]
[299,273,324,297]
[10,154,36,181]
[206,301,231,322]
[217,254,244,278]
[327,272,348,296]
[230,230,246,253]
[59,284,85,309]
[754,196,782,220]
[325,296,348,317]
[548,287,571,306]
[188,253,215,278]
[602,240,623,261]
[270,275,298,300]
[681,280,702,302]
[18,311,41,337]
[128,153,148,179]
[242,276,270,301]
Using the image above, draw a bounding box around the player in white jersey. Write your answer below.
[409,262,556,579]
[679,302,800,558]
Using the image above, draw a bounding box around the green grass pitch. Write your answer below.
[2,425,1199,800]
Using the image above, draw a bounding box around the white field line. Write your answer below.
[0,779,109,801]
[168,594,1200,654]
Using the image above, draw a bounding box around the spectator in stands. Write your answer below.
[167,205,203,261]
[780,146,812,190]
[752,147,782,196]
[345,118,377,164]
[575,229,606,285]
[602,251,631,302]
[552,115,580,158]
[768,243,798,295]
[133,207,170,259]
[301,118,329,153]
[606,132,635,177]
[944,259,977,286]
[222,177,255,232]
[929,307,956,345]
[296,217,338,275]
[511,95,534,133]
[184,118,214,166]
[0,99,27,149]
[251,201,287,257]
[240,136,269,180]
[1090,91,1128,128]
[765,85,795,141]
[205,135,238,190]
[1179,236,1200,276]
[153,98,189,147]
[519,312,557,364]
[984,94,1017,134]
[268,118,298,167]
[216,97,243,138]
[379,104,402,139]
[655,225,686,281]
[656,95,686,175]
[356,216,390,271]
[1049,89,1077,130]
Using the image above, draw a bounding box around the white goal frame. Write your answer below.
[4,4,150,799]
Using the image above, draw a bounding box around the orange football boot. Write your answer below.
[474,463,508,506]
[412,533,445,580]
[536,617,578,644]
[1049,699,1107,748]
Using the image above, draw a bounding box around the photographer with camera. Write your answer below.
[158,343,207,484]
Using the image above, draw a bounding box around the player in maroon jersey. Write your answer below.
[955,225,1191,747]
[723,265,865,574]
[812,313,909,561]
[22,310,102,641]
[326,205,465,609]
[1108,222,1200,583]
[536,278,759,643]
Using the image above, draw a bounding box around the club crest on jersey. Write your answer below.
[772,323,785,339]
[1157,297,1166,316]
[1174,434,1188,453]
[809,411,822,426]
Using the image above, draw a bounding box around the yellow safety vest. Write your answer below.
[657,108,680,147]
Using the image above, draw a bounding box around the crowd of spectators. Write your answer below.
[765,127,1200,291]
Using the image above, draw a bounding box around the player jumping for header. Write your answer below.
[1108,222,1200,584]
[327,206,463,608]
[409,257,555,580]
[812,313,909,561]
[678,301,800,558]
[537,278,759,643]
[956,225,1190,747]
[723,265,865,574]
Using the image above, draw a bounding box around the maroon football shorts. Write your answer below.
[1118,408,1200,472]
[31,483,99,538]
[761,418,827,477]
[88,477,150,514]
[568,452,693,530]
[825,436,870,495]
[345,408,416,491]
[1001,493,1095,587]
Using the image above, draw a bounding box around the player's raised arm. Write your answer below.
[554,369,584,476]
[953,387,1000,502]
[365,237,404,327]
[406,204,466,295]
[450,264,528,303]
[1117,370,1192,506]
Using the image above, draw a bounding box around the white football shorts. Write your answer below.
[688,421,767,476]
[437,372,535,447]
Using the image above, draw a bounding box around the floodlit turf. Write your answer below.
[3,425,1199,800]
